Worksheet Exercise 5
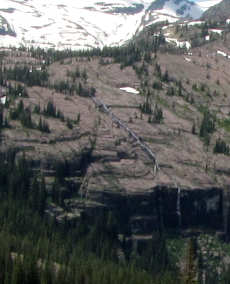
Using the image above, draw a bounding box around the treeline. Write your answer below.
[3,66,49,87]
[15,22,167,70]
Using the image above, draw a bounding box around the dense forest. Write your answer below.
[0,148,183,284]
[0,148,229,283]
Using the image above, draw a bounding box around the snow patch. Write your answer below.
[188,20,204,26]
[162,25,168,30]
[217,50,227,57]
[185,57,191,62]
[165,37,191,49]
[210,29,223,35]
[120,87,139,94]
[0,96,6,105]
[216,50,230,59]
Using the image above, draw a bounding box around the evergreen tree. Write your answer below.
[153,104,163,123]
[199,111,216,141]
[213,138,230,155]
[184,238,198,284]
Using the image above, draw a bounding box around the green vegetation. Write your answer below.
[66,118,73,129]
[67,67,88,83]
[184,238,198,284]
[37,117,50,133]
[43,100,64,121]
[140,92,153,114]
[213,138,230,155]
[0,105,9,129]
[148,104,164,124]
[10,100,34,129]
[219,118,230,133]
[0,148,182,284]
[52,80,96,97]
[4,65,49,87]
[10,100,50,132]
[7,83,28,98]
[1,18,230,283]
[199,111,216,145]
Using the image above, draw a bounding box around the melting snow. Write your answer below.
[216,50,230,59]
[165,37,191,49]
[162,25,168,30]
[185,57,191,62]
[120,87,139,94]
[188,21,204,26]
[217,50,227,57]
[210,29,223,34]
[0,96,6,105]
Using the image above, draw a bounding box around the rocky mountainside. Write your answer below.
[0,0,219,50]
[202,0,230,22]
[1,17,230,239]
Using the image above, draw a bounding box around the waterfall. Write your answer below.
[177,187,182,228]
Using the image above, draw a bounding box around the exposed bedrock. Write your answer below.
[87,186,223,234]
[25,151,224,235]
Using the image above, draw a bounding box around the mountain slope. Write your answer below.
[202,0,230,22]
[0,0,214,50]
[195,0,223,11]
[0,14,15,36]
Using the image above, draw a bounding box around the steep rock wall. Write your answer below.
[87,186,223,234]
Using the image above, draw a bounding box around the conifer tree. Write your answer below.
[184,238,198,284]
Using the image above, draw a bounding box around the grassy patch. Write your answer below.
[166,237,186,265]
[198,104,209,114]
[218,118,230,132]
[156,96,170,108]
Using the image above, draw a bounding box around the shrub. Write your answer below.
[213,138,229,155]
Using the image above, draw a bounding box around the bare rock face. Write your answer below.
[83,184,223,234]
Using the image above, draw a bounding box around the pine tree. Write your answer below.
[199,111,216,144]
[184,238,198,284]
[30,176,40,211]
[213,138,229,155]
[153,104,163,123]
